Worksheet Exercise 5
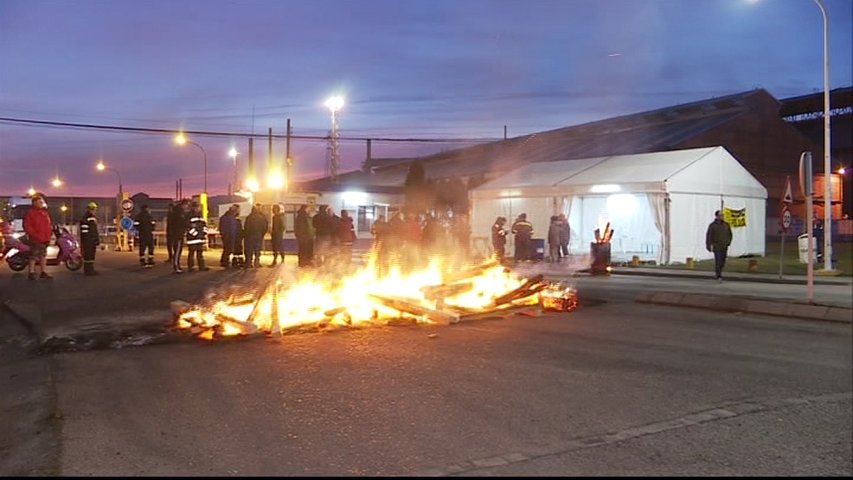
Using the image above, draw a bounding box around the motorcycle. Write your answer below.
[1,223,83,272]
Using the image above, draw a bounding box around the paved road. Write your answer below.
[1,248,851,475]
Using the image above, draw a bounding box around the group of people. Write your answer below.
[365,209,471,272]
[20,193,101,278]
[217,202,287,270]
[491,212,571,264]
[293,204,358,269]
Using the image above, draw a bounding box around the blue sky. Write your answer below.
[1,0,851,198]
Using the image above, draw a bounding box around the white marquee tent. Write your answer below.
[469,146,767,264]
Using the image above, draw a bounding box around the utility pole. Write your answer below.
[286,118,292,193]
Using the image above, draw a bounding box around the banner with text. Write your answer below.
[723,207,747,228]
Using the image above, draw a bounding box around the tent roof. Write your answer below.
[471,146,767,199]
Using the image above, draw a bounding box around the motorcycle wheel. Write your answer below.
[8,256,28,271]
[65,256,83,271]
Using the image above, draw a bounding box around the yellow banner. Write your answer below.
[723,207,747,228]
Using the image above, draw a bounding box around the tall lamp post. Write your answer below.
[228,147,239,196]
[813,0,833,271]
[175,133,209,223]
[325,96,344,184]
[96,160,127,251]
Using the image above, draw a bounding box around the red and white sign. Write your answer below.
[782,176,793,205]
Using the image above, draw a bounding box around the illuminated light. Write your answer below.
[228,147,238,159]
[342,191,367,206]
[60,205,67,212]
[606,193,638,213]
[174,133,187,145]
[267,172,285,190]
[590,184,620,193]
[27,187,36,196]
[606,266,613,273]
[96,161,106,171]
[325,95,345,112]
[51,177,63,188]
[838,167,846,175]
[245,177,260,192]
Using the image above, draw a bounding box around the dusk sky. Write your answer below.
[1,0,851,199]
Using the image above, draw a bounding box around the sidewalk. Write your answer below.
[1,248,850,354]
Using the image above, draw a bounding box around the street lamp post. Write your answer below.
[175,133,209,223]
[228,147,239,196]
[813,0,833,271]
[96,160,127,251]
[325,96,344,183]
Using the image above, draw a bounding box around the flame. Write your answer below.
[177,253,552,340]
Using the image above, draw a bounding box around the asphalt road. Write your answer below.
[22,303,853,475]
[1,250,851,475]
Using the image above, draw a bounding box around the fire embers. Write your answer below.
[538,282,579,312]
[174,258,578,341]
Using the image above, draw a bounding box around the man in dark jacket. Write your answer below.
[294,204,313,267]
[218,204,239,267]
[133,204,156,267]
[511,213,533,262]
[705,209,733,281]
[491,216,507,263]
[243,203,268,268]
[270,204,285,267]
[167,201,188,273]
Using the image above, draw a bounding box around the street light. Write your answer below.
[174,133,209,222]
[228,147,239,195]
[96,160,127,251]
[96,160,123,199]
[325,95,344,183]
[51,176,63,188]
[813,0,834,271]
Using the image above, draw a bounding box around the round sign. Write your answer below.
[781,208,792,231]
[121,199,134,212]
[119,216,134,230]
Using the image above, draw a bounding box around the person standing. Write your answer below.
[547,215,561,263]
[185,202,209,271]
[294,204,313,267]
[312,206,333,266]
[218,204,239,268]
[491,216,507,263]
[243,203,268,268]
[23,193,54,280]
[338,209,356,267]
[705,209,733,282]
[511,213,533,262]
[167,201,188,273]
[269,204,285,267]
[78,201,100,276]
[558,213,570,262]
[133,204,156,267]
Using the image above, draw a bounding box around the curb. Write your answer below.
[635,291,853,324]
[612,269,851,286]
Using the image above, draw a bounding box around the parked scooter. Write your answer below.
[1,223,83,272]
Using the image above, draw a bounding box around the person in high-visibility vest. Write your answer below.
[79,202,100,276]
[185,202,209,271]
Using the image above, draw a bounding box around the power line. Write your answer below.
[0,116,499,144]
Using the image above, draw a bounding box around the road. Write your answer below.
[0,251,850,475]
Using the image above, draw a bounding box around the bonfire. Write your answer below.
[175,251,577,341]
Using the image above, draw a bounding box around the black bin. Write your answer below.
[590,242,611,274]
[531,238,545,261]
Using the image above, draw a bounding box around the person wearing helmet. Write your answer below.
[79,201,100,276]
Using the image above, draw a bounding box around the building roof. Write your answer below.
[300,89,778,191]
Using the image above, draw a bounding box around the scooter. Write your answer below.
[1,223,83,272]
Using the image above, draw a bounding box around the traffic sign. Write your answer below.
[119,216,134,230]
[782,176,793,204]
[780,206,792,232]
[121,198,134,212]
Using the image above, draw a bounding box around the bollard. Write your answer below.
[631,255,640,267]
[748,259,759,273]
[686,257,694,269]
